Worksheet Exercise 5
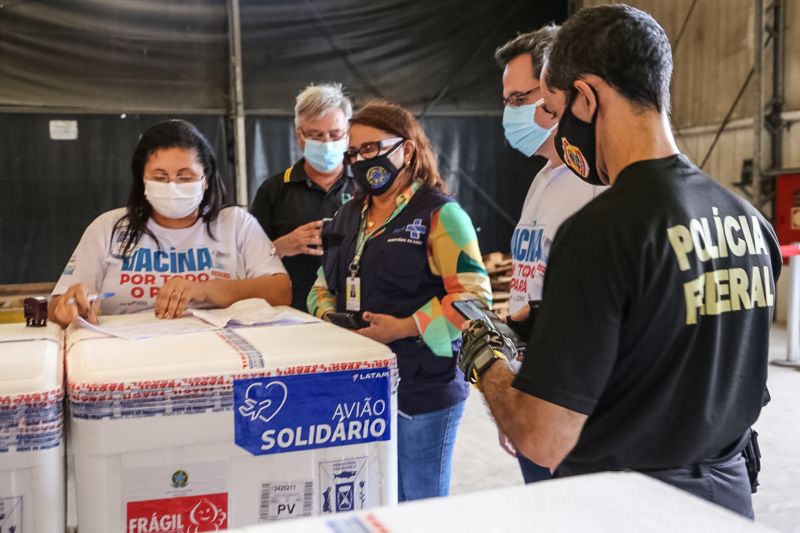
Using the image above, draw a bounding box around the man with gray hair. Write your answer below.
[251,82,356,310]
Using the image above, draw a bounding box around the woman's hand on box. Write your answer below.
[155,277,208,319]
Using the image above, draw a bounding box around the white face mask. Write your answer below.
[144,179,205,219]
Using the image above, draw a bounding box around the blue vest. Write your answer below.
[322,186,469,414]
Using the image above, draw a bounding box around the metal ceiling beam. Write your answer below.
[750,0,785,212]
[228,0,249,207]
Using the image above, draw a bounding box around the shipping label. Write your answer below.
[233,368,391,456]
[126,493,227,533]
[258,480,313,522]
[319,457,368,514]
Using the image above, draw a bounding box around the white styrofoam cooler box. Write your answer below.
[66,308,397,533]
[0,322,65,533]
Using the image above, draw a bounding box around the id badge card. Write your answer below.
[346,276,361,311]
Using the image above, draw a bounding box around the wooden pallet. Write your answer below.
[483,252,512,320]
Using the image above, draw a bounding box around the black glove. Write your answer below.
[505,300,542,355]
[458,319,517,384]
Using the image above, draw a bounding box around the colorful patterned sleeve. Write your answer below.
[413,202,493,357]
[307,266,337,318]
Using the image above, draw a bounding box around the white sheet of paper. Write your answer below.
[72,299,315,340]
[189,298,312,327]
[74,314,220,340]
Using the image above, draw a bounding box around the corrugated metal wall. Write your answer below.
[579,0,800,180]
[581,0,800,320]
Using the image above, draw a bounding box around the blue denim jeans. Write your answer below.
[397,400,466,502]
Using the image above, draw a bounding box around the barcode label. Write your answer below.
[259,480,313,522]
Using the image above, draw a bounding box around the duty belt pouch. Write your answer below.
[742,429,762,493]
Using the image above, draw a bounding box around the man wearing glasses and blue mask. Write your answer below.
[494,25,606,483]
[251,83,357,310]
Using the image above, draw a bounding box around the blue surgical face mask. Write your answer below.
[502,99,557,157]
[304,138,348,173]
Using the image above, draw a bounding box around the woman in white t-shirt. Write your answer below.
[50,119,291,328]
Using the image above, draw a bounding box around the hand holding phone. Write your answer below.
[326,311,370,330]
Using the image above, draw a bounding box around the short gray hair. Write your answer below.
[294,83,353,128]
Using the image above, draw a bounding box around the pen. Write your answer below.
[65,292,115,305]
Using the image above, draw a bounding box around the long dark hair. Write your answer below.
[349,101,447,200]
[112,119,227,258]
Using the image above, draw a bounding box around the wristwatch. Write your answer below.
[467,343,509,384]
[459,319,514,385]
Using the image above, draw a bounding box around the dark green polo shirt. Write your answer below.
[251,158,356,311]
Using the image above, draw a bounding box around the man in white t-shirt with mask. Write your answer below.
[494,25,606,482]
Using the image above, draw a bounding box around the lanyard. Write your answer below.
[348,198,407,277]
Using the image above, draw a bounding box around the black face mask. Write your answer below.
[554,88,604,186]
[346,141,406,196]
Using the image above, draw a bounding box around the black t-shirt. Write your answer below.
[513,154,782,475]
[250,159,356,310]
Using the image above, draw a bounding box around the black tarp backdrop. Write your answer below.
[246,115,544,251]
[241,0,560,249]
[242,0,549,112]
[0,1,231,111]
[0,114,233,283]
[0,0,566,284]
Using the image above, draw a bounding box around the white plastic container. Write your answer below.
[0,322,65,533]
[66,308,397,533]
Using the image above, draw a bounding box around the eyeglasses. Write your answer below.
[502,87,540,107]
[300,129,348,142]
[143,173,205,184]
[344,138,405,164]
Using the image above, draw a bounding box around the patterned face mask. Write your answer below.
[554,89,605,186]
[346,140,406,196]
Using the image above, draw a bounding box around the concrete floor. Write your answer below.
[450,324,800,533]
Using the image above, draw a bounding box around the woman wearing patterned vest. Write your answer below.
[308,102,492,502]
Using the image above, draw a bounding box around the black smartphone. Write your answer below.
[327,311,370,330]
[451,299,490,322]
[452,299,525,354]
[310,218,333,253]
